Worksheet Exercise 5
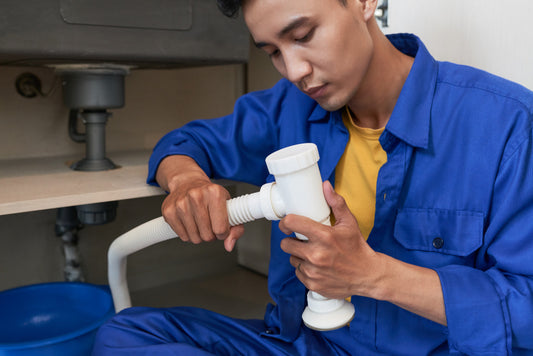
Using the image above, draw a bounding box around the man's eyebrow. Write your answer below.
[278,16,311,38]
[254,16,311,49]
[254,41,268,49]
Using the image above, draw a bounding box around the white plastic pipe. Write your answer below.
[108,186,284,313]
[265,144,355,331]
[108,216,176,312]
[108,143,354,330]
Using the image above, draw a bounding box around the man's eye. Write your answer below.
[269,49,281,58]
[296,28,315,43]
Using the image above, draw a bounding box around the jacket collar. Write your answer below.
[384,33,437,150]
[307,34,437,150]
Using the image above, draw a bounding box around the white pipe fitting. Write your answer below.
[227,182,285,226]
[107,143,354,331]
[265,144,355,331]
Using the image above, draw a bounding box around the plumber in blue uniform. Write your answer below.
[93,0,533,354]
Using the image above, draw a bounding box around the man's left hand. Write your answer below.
[279,180,384,300]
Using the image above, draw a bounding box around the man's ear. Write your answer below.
[360,0,378,21]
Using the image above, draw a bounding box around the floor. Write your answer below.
[130,266,273,320]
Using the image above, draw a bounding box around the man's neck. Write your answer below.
[347,24,414,129]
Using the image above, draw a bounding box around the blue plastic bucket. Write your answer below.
[0,282,114,355]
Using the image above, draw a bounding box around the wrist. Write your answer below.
[367,254,447,325]
[363,252,396,301]
[166,170,211,193]
[156,155,210,192]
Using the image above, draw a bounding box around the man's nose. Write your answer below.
[283,54,312,84]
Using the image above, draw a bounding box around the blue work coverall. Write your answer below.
[93,34,533,355]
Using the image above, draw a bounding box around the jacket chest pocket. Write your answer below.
[393,208,484,258]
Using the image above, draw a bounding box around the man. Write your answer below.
[93,0,533,354]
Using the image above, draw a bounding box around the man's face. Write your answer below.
[243,0,374,111]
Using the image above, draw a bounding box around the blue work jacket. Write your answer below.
[148,34,533,355]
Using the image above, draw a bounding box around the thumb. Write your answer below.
[223,225,245,252]
[224,238,236,253]
[323,180,356,226]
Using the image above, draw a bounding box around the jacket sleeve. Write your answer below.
[147,80,293,187]
[436,120,533,355]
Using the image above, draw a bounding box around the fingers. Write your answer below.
[208,187,232,240]
[161,196,191,242]
[223,225,245,252]
[162,182,234,246]
[279,213,329,243]
[323,180,356,226]
[289,254,304,269]
[280,236,313,276]
[279,180,354,239]
[278,182,370,299]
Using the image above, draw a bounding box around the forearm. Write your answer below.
[371,253,447,326]
[155,154,243,251]
[280,183,448,326]
[156,155,211,193]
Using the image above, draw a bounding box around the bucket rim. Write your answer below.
[0,282,114,350]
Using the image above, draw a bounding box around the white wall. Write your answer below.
[384,0,533,89]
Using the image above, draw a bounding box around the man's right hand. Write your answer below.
[156,155,245,252]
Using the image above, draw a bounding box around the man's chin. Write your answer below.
[315,99,345,112]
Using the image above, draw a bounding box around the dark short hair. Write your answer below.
[216,0,242,18]
[216,0,347,18]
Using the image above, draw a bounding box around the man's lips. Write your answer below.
[304,84,327,99]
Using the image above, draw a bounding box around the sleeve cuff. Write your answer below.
[146,135,212,187]
[436,265,511,355]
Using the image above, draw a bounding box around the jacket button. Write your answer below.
[432,237,444,249]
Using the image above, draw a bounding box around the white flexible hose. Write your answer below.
[108,191,276,313]
[108,216,176,312]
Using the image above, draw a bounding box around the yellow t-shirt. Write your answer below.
[334,107,387,240]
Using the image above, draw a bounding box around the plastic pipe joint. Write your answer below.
[265,144,355,331]
[108,143,355,331]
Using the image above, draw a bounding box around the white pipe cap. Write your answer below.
[265,143,320,175]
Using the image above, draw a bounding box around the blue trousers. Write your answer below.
[91,306,353,355]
